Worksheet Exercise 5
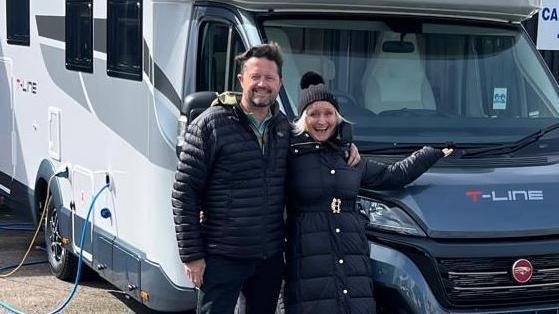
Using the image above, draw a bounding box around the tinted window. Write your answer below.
[264,20,559,147]
[229,32,245,92]
[6,0,30,46]
[196,22,245,93]
[107,0,142,81]
[66,0,93,72]
[197,23,229,92]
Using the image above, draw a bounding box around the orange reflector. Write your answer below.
[140,290,150,302]
[61,238,70,246]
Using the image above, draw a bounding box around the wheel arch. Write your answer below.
[33,159,64,226]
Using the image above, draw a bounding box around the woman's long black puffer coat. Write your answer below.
[284,133,443,314]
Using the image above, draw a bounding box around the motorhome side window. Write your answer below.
[6,0,30,46]
[196,22,245,93]
[65,0,93,73]
[107,0,142,81]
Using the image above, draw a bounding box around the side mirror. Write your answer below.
[176,92,217,158]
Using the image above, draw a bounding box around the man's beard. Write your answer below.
[247,88,277,108]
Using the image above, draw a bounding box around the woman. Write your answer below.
[284,72,452,314]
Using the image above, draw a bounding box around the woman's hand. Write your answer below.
[442,148,453,157]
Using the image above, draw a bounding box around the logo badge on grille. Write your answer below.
[512,259,533,283]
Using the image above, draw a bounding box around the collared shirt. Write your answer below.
[246,110,273,152]
[210,92,275,152]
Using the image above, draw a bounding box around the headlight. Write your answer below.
[357,196,426,237]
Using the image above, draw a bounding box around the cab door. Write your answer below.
[176,6,248,151]
[185,5,249,96]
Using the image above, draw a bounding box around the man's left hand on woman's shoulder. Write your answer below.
[346,143,361,166]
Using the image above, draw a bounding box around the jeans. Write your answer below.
[197,253,284,314]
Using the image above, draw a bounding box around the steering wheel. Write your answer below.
[332,91,377,118]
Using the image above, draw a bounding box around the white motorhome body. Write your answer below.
[3,0,557,312]
[1,0,198,311]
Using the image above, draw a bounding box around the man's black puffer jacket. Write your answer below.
[172,92,290,263]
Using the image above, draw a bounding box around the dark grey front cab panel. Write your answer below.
[366,163,559,239]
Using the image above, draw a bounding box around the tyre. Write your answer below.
[44,196,78,281]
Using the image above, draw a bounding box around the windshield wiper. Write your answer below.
[461,122,559,158]
[358,142,496,155]
[358,143,425,155]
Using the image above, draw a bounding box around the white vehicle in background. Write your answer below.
[5,1,559,313]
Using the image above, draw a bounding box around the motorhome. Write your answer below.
[3,0,559,313]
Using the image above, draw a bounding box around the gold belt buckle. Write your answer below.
[331,198,341,214]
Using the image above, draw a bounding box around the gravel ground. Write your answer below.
[0,205,168,314]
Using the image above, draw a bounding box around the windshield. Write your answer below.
[263,18,559,148]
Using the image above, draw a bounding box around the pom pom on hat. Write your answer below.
[300,71,325,89]
[298,71,339,115]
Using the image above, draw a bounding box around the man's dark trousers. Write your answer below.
[197,253,284,314]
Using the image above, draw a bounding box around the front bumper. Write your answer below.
[370,241,559,313]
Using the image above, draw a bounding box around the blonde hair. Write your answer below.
[292,108,350,136]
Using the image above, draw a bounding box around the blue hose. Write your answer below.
[0,184,110,314]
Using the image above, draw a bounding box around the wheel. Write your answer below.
[44,196,78,281]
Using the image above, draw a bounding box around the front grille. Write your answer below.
[438,255,559,307]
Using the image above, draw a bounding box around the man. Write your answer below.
[173,43,288,314]
[172,43,359,314]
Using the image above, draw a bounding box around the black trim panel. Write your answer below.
[36,15,65,42]
[94,18,107,53]
[0,170,11,195]
[0,170,34,223]
[37,15,108,55]
[143,40,152,82]
[154,62,182,110]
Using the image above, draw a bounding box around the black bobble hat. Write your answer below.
[298,71,339,115]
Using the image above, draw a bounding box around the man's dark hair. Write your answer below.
[235,42,283,78]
